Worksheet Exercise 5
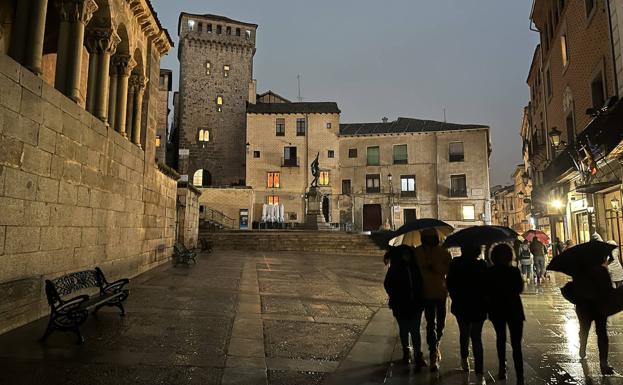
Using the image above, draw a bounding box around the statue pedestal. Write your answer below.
[302,187,332,231]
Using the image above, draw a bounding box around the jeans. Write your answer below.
[396,313,423,353]
[533,256,545,280]
[576,303,609,363]
[457,318,484,373]
[520,263,532,279]
[491,319,524,378]
[424,298,447,353]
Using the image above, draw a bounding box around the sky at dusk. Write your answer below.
[150,0,539,186]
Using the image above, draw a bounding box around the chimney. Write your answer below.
[382,117,388,123]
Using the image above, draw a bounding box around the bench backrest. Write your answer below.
[45,268,107,306]
[174,243,187,253]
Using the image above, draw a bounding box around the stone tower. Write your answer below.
[177,13,257,186]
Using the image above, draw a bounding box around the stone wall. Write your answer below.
[198,187,254,229]
[176,183,201,248]
[0,54,177,334]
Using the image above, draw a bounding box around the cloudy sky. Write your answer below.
[151,0,538,186]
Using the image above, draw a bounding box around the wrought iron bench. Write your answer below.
[173,243,197,266]
[41,267,129,344]
[199,238,213,253]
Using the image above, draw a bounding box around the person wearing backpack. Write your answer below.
[518,240,533,283]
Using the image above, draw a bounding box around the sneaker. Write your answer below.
[460,358,469,372]
[414,352,427,368]
[601,363,615,375]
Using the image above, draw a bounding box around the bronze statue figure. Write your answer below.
[311,152,320,187]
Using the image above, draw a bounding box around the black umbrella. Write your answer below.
[388,219,454,247]
[547,241,615,276]
[442,225,517,248]
[369,230,395,250]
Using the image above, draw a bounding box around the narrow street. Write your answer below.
[0,251,622,385]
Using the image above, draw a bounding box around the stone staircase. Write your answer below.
[199,230,385,256]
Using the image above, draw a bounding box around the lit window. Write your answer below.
[326,122,332,129]
[400,175,416,197]
[245,30,251,39]
[267,172,280,188]
[561,35,569,67]
[319,171,330,186]
[198,129,210,146]
[193,169,203,186]
[205,61,211,75]
[462,205,475,221]
[328,150,334,158]
[187,19,195,31]
[223,65,230,78]
[155,135,161,147]
[268,195,279,205]
[216,96,223,112]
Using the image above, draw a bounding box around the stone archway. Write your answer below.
[193,169,212,187]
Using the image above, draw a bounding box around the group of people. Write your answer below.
[384,229,623,382]
[383,229,525,383]
[516,238,549,284]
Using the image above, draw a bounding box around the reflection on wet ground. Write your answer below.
[0,251,622,384]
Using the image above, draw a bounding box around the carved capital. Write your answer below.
[113,55,136,76]
[55,0,98,24]
[86,28,121,54]
[129,74,148,93]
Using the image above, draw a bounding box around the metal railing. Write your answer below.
[203,207,236,229]
[281,156,300,167]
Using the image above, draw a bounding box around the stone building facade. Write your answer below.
[246,102,341,226]
[0,0,179,334]
[156,68,171,163]
[176,181,201,248]
[176,13,257,187]
[339,118,491,231]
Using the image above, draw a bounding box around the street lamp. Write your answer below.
[548,127,562,147]
[550,198,564,210]
[387,173,394,230]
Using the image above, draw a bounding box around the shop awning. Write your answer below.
[575,180,621,194]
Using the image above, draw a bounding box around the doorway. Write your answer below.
[403,209,417,224]
[322,196,330,223]
[239,209,249,229]
[363,204,382,231]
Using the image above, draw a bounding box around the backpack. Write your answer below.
[518,245,532,260]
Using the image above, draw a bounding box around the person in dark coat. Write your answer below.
[384,245,427,368]
[573,254,615,375]
[447,244,488,375]
[487,243,525,384]
[529,238,547,285]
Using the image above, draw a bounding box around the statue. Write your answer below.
[310,152,320,187]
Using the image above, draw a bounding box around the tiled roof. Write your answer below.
[247,102,340,114]
[339,117,488,136]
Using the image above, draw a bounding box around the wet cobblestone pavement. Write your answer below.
[2,251,623,384]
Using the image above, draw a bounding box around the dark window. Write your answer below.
[326,122,332,129]
[566,112,575,148]
[449,142,464,162]
[450,175,467,197]
[585,0,595,17]
[276,118,285,136]
[348,148,358,158]
[367,146,380,166]
[216,25,222,34]
[236,28,241,36]
[253,151,260,158]
[342,179,351,195]
[393,144,408,164]
[546,67,552,97]
[198,22,203,32]
[366,174,381,193]
[226,26,231,35]
[207,24,212,33]
[400,175,416,197]
[283,146,298,167]
[328,150,335,158]
[591,71,605,109]
[296,118,306,136]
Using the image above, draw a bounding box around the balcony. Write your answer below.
[400,191,417,198]
[449,189,468,198]
[281,157,300,167]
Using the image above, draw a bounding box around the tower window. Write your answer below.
[276,118,285,136]
[223,65,230,78]
[326,122,332,129]
[245,30,251,39]
[198,128,210,146]
[236,28,241,36]
[187,20,195,31]
[296,118,306,136]
[216,25,222,34]
[216,96,223,111]
[319,171,330,186]
[155,135,161,147]
[207,24,212,33]
[328,150,335,158]
[205,61,211,75]
[253,151,260,158]
[226,26,231,35]
[198,22,203,32]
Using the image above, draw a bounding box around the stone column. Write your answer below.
[23,0,48,74]
[125,79,136,140]
[8,0,30,65]
[108,66,118,129]
[85,28,120,122]
[54,0,98,102]
[113,55,135,137]
[130,75,147,148]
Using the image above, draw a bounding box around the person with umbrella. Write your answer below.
[486,243,525,384]
[529,237,547,285]
[383,245,427,368]
[414,228,452,372]
[547,241,616,375]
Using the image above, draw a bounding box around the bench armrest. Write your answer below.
[55,295,89,313]
[102,278,129,294]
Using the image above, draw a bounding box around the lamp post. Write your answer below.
[388,173,394,230]
[548,127,562,148]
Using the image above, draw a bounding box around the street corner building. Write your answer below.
[0,0,204,335]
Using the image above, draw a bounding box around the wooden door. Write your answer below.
[363,204,382,231]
